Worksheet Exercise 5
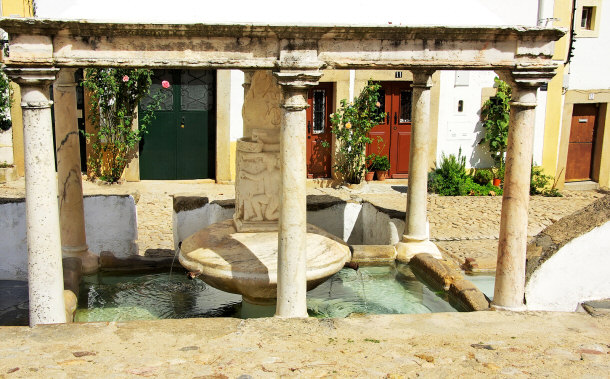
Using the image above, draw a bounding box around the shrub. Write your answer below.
[428,149,502,196]
[473,169,493,186]
[530,166,562,197]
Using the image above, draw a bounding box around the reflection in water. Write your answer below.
[307,264,457,318]
[16,263,474,323]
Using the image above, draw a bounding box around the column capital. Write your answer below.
[509,67,556,89]
[273,69,322,111]
[410,69,435,88]
[5,67,59,86]
[273,69,323,89]
[54,67,78,88]
[6,67,59,109]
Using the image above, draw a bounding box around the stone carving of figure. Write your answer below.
[240,154,280,221]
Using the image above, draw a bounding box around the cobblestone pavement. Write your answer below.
[0,178,603,267]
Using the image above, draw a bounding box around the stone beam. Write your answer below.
[0,18,565,71]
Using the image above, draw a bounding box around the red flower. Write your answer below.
[122,75,129,82]
[162,80,170,89]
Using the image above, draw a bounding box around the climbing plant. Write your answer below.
[480,77,511,173]
[82,68,169,182]
[329,82,386,184]
[0,68,12,132]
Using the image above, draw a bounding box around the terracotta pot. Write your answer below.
[375,170,388,181]
[493,178,502,187]
[364,171,375,181]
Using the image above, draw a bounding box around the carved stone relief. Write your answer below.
[234,128,281,232]
[242,70,282,139]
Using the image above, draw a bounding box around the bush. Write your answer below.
[428,150,502,196]
[473,169,493,186]
[530,166,562,197]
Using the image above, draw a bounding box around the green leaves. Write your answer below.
[481,77,511,170]
[82,68,168,182]
[330,81,386,184]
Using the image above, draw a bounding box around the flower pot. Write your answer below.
[493,178,502,187]
[375,170,388,181]
[364,171,375,181]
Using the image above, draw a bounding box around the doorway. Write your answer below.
[366,81,412,178]
[566,104,598,181]
[139,69,216,180]
[306,82,333,178]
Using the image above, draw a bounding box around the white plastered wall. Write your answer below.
[525,221,610,311]
[569,1,610,91]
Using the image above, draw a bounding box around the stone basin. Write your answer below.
[179,219,351,305]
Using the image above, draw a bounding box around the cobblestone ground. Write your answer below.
[0,178,603,265]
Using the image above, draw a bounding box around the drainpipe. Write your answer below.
[537,0,555,26]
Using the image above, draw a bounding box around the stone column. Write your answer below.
[6,67,66,325]
[53,68,99,274]
[492,70,553,311]
[396,70,441,263]
[273,69,321,318]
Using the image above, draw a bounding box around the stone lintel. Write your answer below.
[0,18,566,71]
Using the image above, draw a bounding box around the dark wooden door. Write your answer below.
[139,69,216,180]
[366,82,412,178]
[565,104,598,181]
[306,83,333,178]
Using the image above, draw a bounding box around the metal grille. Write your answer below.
[181,70,215,111]
[313,90,325,134]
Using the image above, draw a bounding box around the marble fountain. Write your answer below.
[178,128,351,311]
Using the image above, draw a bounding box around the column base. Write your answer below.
[490,303,527,312]
[62,247,99,275]
[395,238,442,263]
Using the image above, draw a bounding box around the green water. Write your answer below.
[75,264,458,322]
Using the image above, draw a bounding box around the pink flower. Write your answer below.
[162,80,170,89]
[122,75,129,82]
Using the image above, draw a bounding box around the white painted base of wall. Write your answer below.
[525,221,610,312]
[173,198,413,250]
[0,195,138,280]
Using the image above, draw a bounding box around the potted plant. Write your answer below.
[368,153,391,181]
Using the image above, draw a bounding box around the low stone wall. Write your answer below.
[172,196,235,251]
[172,195,409,248]
[525,195,610,312]
[409,253,490,311]
[0,195,138,280]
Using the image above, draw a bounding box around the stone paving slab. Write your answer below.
[0,312,608,377]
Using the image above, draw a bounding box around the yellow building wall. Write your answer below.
[2,0,34,177]
[540,0,572,188]
[1,0,34,17]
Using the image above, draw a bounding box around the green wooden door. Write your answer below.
[139,69,216,180]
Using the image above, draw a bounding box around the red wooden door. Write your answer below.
[565,104,598,181]
[366,82,412,178]
[306,83,333,178]
[389,83,412,178]
[367,86,391,159]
